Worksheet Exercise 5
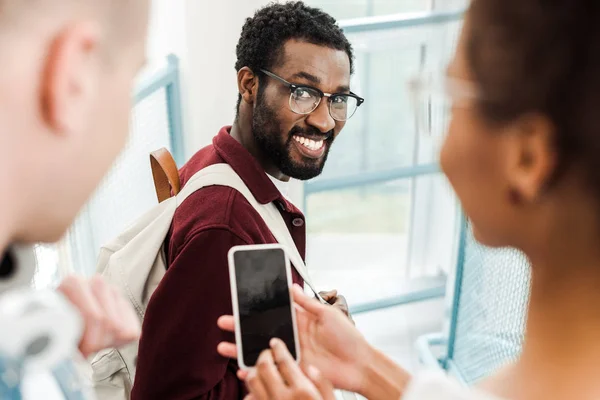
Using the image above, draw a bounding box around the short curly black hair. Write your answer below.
[235,1,354,112]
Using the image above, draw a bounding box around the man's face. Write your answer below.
[252,40,351,181]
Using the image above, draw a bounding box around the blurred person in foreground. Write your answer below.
[217,0,600,398]
[0,0,150,397]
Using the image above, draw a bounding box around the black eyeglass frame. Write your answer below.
[260,69,365,121]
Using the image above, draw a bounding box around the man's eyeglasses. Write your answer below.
[260,69,365,122]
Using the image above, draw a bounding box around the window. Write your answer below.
[304,1,465,311]
[312,0,428,20]
[310,0,465,20]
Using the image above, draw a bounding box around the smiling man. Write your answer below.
[132,2,363,399]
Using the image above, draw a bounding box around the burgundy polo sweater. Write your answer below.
[132,127,305,399]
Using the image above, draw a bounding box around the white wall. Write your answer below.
[182,0,281,158]
[147,0,247,157]
[146,0,188,62]
[144,1,281,155]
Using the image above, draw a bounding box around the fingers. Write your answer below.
[217,315,235,332]
[334,294,347,307]
[255,350,285,399]
[90,276,120,338]
[111,285,142,344]
[318,290,337,304]
[58,275,141,357]
[332,295,349,317]
[58,276,105,356]
[246,346,329,400]
[246,368,270,400]
[295,308,310,352]
[269,338,302,384]
[217,341,238,359]
[302,364,336,400]
[216,316,238,359]
[100,281,140,347]
[238,369,249,381]
[292,285,327,317]
[90,276,140,348]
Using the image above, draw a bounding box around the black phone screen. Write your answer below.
[233,247,297,367]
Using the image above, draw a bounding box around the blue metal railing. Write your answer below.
[444,214,469,368]
[350,277,446,314]
[305,163,439,195]
[415,213,469,385]
[339,8,465,33]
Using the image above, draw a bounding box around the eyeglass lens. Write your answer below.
[290,86,358,121]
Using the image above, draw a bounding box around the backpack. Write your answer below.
[89,148,326,399]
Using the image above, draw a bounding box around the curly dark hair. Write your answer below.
[234,1,354,112]
[467,0,600,196]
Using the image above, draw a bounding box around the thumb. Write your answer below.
[303,364,336,400]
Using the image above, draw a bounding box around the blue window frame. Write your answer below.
[302,9,465,314]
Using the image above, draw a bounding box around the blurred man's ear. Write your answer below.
[41,21,101,137]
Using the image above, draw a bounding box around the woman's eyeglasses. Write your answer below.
[408,72,480,138]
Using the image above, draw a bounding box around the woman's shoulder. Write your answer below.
[403,370,505,400]
[476,365,516,400]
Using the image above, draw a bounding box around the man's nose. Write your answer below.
[305,99,335,133]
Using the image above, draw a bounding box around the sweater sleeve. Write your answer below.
[132,227,248,400]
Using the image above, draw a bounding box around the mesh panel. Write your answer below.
[450,224,531,384]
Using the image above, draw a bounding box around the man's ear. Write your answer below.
[237,67,259,106]
[40,22,101,136]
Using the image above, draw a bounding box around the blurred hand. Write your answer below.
[243,338,335,400]
[319,290,353,323]
[57,275,141,357]
[218,284,371,393]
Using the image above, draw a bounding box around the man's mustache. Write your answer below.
[288,126,334,141]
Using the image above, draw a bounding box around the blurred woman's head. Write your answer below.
[441,0,600,254]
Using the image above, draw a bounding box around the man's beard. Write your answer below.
[252,94,334,181]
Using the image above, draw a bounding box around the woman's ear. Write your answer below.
[505,113,557,202]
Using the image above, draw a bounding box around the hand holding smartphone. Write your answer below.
[228,244,300,369]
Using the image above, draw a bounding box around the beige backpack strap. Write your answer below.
[150,148,181,203]
[181,164,327,304]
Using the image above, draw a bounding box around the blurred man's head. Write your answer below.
[234,2,361,181]
[0,0,150,243]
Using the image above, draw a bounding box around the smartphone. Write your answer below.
[228,244,300,369]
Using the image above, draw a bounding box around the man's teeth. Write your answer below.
[293,135,324,151]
